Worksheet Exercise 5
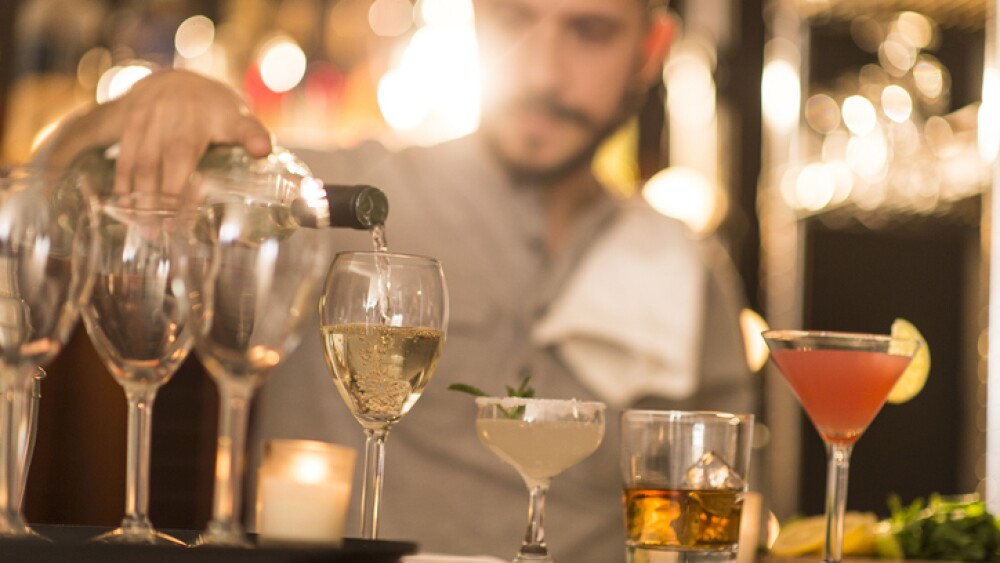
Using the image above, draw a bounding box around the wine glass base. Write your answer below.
[193,520,252,548]
[91,526,186,546]
[513,555,553,563]
[0,526,52,543]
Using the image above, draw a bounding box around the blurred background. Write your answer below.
[0,0,993,538]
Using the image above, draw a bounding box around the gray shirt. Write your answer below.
[251,133,754,561]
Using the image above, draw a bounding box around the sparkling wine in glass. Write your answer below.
[0,166,93,538]
[475,397,606,563]
[81,193,192,545]
[762,330,920,563]
[176,174,330,547]
[319,251,447,540]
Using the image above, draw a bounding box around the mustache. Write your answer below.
[508,97,597,130]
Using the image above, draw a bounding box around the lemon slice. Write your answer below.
[887,318,931,404]
[770,512,877,557]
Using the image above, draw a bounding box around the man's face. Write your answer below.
[475,0,650,182]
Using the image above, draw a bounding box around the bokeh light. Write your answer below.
[879,33,917,77]
[258,37,307,93]
[794,162,836,211]
[881,84,912,123]
[740,309,770,373]
[841,95,877,135]
[804,94,840,133]
[369,0,413,37]
[666,43,716,129]
[377,24,480,144]
[96,64,154,103]
[761,58,800,132]
[77,47,112,90]
[894,11,934,50]
[643,167,724,234]
[175,15,215,59]
[418,0,474,27]
[913,56,945,100]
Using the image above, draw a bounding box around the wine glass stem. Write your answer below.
[122,386,157,530]
[209,381,254,535]
[360,428,388,540]
[519,482,550,558]
[0,372,33,534]
[823,443,853,563]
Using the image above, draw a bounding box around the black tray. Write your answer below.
[0,525,418,563]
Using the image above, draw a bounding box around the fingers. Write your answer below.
[109,70,273,197]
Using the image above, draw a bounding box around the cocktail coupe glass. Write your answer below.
[0,166,93,539]
[475,397,606,563]
[81,193,192,545]
[762,330,921,563]
[319,251,447,540]
[175,173,329,547]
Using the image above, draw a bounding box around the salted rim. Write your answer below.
[474,396,606,410]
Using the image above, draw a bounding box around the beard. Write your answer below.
[481,83,649,186]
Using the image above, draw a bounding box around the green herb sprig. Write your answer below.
[448,375,535,418]
[878,494,1000,561]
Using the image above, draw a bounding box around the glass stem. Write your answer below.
[519,481,550,557]
[824,443,853,563]
[0,371,32,534]
[122,385,157,531]
[360,427,388,540]
[208,380,254,540]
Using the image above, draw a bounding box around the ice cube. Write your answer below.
[682,451,745,489]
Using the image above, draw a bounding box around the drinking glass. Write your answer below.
[0,166,92,538]
[319,251,447,539]
[762,330,920,563]
[81,193,192,545]
[175,173,329,547]
[620,410,754,563]
[476,397,606,563]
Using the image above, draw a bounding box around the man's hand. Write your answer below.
[41,69,272,196]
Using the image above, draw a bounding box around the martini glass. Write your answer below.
[762,330,920,563]
[475,397,605,563]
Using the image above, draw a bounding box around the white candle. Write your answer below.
[256,439,356,545]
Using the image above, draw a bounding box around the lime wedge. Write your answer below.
[887,318,930,404]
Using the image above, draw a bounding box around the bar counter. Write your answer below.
[0,525,416,562]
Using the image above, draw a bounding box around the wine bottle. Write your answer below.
[61,144,389,231]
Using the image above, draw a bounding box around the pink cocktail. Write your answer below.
[763,330,920,563]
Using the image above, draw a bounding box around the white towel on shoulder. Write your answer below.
[532,202,706,408]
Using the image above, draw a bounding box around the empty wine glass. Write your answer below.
[319,251,447,539]
[175,171,330,547]
[476,397,605,563]
[0,165,93,538]
[81,192,192,545]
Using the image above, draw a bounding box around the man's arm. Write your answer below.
[35,69,272,196]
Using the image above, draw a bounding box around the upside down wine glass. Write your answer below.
[176,171,329,547]
[0,166,92,538]
[319,251,447,540]
[762,330,920,563]
[81,193,192,545]
[476,397,606,563]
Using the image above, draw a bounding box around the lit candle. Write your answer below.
[256,439,356,545]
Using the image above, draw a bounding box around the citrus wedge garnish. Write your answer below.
[770,512,877,557]
[887,318,930,404]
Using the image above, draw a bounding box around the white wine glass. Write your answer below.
[81,192,192,545]
[475,397,606,563]
[0,165,93,538]
[175,173,329,547]
[319,251,447,540]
